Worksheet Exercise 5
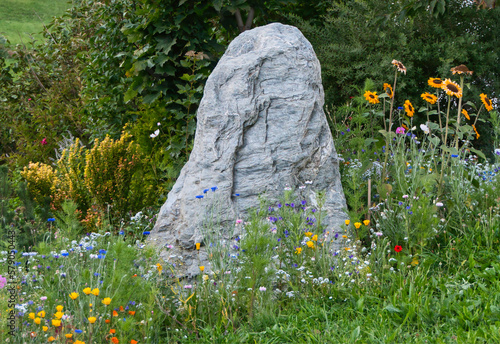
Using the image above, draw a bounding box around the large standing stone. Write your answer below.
[149,23,347,276]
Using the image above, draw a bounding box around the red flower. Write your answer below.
[41,138,48,146]
[394,245,403,253]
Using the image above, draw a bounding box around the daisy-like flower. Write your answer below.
[69,292,79,300]
[428,78,444,88]
[450,64,473,75]
[364,90,380,104]
[383,83,393,98]
[420,124,430,134]
[404,100,415,117]
[442,79,462,98]
[421,92,437,104]
[462,109,470,120]
[480,93,493,111]
[391,59,407,74]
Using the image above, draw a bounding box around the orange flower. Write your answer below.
[113,310,119,317]
[195,243,201,250]
[110,329,116,334]
[105,319,111,324]
[119,306,124,312]
[131,340,138,344]
[383,83,393,98]
[111,337,119,344]
[462,109,470,121]
[128,311,136,316]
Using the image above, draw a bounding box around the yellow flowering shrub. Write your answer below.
[84,132,153,216]
[21,162,60,206]
[57,138,91,213]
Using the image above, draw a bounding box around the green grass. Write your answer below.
[0,0,72,46]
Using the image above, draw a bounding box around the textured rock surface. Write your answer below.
[148,23,347,276]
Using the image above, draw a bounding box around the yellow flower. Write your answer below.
[91,288,100,296]
[480,93,493,111]
[51,319,61,327]
[472,125,480,139]
[37,310,45,318]
[411,258,419,266]
[295,247,302,254]
[156,263,163,274]
[364,90,380,104]
[34,317,41,325]
[65,334,73,338]
[391,59,407,74]
[305,231,312,237]
[404,100,415,117]
[102,297,112,306]
[54,312,64,319]
[56,305,63,312]
[428,77,444,88]
[342,235,348,239]
[42,326,48,332]
[199,266,205,272]
[462,109,470,121]
[69,292,79,300]
[311,234,318,242]
[203,274,209,281]
[354,222,362,229]
[29,312,36,319]
[83,287,92,295]
[75,340,86,344]
[345,220,350,226]
[48,336,56,342]
[306,241,314,248]
[421,92,437,105]
[383,83,393,98]
[442,79,462,98]
[363,220,370,226]
[195,243,201,250]
[88,316,97,324]
[344,247,351,251]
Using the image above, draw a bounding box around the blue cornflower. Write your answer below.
[341,131,345,135]
[398,201,403,206]
[47,218,55,222]
[233,193,240,196]
[277,203,282,208]
[86,246,93,250]
[94,273,100,276]
[301,200,306,205]
[143,231,151,235]
[211,186,218,191]
[99,249,107,254]
[97,254,105,259]
[195,195,204,199]
[119,231,124,235]
[203,189,209,194]
[75,329,83,334]
[61,252,69,257]
[451,154,459,158]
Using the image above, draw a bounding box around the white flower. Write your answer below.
[420,124,430,134]
[259,286,266,291]
[436,202,444,207]
[150,129,160,138]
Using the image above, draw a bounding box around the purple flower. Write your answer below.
[395,127,406,135]
[0,275,7,289]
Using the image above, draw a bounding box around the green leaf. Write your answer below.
[123,88,138,103]
[364,138,379,147]
[213,0,223,11]
[469,147,486,160]
[142,92,162,104]
[350,326,361,342]
[384,304,402,313]
[155,36,177,54]
[429,136,440,146]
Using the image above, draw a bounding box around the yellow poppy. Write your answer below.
[102,297,112,306]
[69,292,79,300]
[37,310,46,318]
[295,247,302,254]
[56,305,63,312]
[199,266,205,272]
[91,288,99,296]
[88,317,97,324]
[363,220,370,226]
[354,222,362,229]
[83,287,91,295]
[51,319,61,327]
[34,317,41,325]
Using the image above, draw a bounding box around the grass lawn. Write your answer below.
[0,0,71,46]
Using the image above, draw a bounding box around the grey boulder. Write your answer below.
[148,23,347,277]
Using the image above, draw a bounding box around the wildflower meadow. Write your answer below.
[1,0,500,342]
[1,58,500,343]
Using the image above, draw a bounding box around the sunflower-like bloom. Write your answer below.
[383,83,393,98]
[472,125,480,139]
[428,78,444,88]
[462,109,470,121]
[480,93,493,111]
[421,92,437,104]
[404,100,415,117]
[451,64,473,75]
[391,59,407,74]
[442,79,462,98]
[364,90,380,104]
